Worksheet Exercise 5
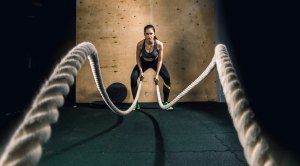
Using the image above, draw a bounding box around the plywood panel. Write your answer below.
[76,0,217,103]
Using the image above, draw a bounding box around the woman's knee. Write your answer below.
[131,71,139,84]
[163,74,171,85]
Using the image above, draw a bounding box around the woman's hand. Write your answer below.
[140,72,144,80]
[154,75,159,84]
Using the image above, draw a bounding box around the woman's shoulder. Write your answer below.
[156,40,163,47]
[137,39,144,45]
[137,40,144,48]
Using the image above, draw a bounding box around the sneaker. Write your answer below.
[133,103,140,111]
[163,101,173,110]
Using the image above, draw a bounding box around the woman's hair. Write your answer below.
[144,24,158,40]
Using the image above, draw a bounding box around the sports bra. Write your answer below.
[141,40,159,59]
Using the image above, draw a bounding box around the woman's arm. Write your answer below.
[136,41,144,77]
[155,41,164,81]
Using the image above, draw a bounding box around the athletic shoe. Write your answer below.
[163,101,173,110]
[133,103,140,111]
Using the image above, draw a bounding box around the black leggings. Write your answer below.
[130,58,171,102]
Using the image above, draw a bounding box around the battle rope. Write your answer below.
[88,49,143,116]
[156,44,277,166]
[155,55,216,110]
[0,42,141,166]
[0,42,278,166]
[214,44,276,166]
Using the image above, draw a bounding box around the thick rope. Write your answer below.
[0,42,278,166]
[87,52,143,115]
[155,55,216,110]
[156,44,277,165]
[215,44,276,166]
[0,42,141,166]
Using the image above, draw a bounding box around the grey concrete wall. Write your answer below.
[76,0,217,103]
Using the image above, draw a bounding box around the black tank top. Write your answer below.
[141,40,159,59]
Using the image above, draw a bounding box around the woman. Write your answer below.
[130,24,173,110]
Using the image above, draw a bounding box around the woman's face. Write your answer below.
[144,28,155,42]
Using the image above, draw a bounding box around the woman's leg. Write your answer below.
[130,65,140,99]
[159,64,171,102]
[131,60,151,99]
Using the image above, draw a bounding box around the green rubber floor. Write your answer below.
[22,102,250,166]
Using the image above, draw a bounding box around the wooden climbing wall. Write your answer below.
[76,0,217,103]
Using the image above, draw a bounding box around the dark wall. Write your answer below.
[217,0,299,154]
[1,0,76,137]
